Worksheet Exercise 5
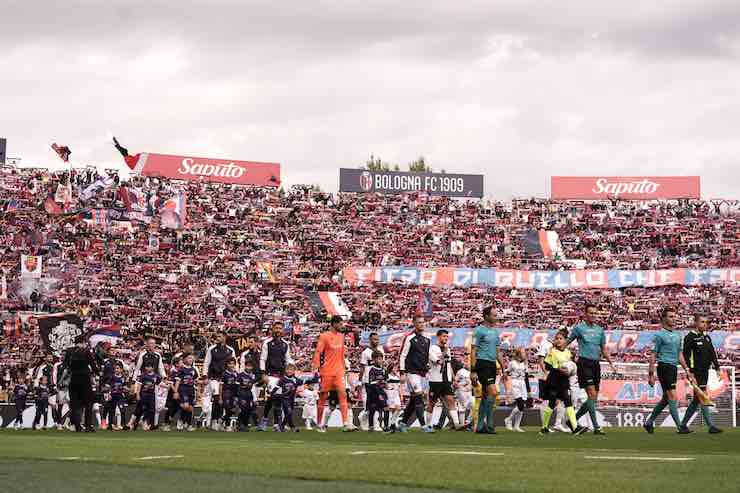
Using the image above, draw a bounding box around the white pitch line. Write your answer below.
[58,456,81,460]
[134,455,185,460]
[584,456,694,462]
[422,451,504,456]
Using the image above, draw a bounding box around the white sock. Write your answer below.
[424,410,433,426]
[509,407,520,421]
[555,405,565,425]
[392,409,401,426]
[322,407,332,427]
[515,410,524,428]
[449,407,460,427]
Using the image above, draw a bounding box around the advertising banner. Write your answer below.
[339,168,484,197]
[132,153,280,187]
[343,266,739,290]
[362,327,740,354]
[551,176,700,200]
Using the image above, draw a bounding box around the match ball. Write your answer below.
[562,361,577,377]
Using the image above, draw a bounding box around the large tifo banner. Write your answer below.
[362,327,740,354]
[551,176,700,200]
[132,153,280,187]
[343,266,739,289]
[339,168,484,198]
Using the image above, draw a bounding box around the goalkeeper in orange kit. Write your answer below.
[312,316,355,432]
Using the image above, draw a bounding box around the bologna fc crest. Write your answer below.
[360,171,373,192]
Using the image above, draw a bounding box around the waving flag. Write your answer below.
[161,191,187,229]
[20,255,42,278]
[523,228,563,259]
[417,287,433,318]
[256,261,275,282]
[306,290,352,320]
[38,313,84,355]
[80,176,114,201]
[88,324,122,347]
[51,143,72,163]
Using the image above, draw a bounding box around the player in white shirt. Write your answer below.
[301,384,318,430]
[358,333,384,431]
[504,348,528,432]
[453,361,473,428]
[385,366,402,432]
[537,336,568,433]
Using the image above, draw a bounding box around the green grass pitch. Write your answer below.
[0,428,738,493]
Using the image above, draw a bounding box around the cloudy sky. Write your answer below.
[2,1,739,198]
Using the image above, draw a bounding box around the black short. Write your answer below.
[691,368,709,389]
[657,363,677,391]
[329,391,339,407]
[577,358,601,391]
[475,360,497,388]
[538,379,548,399]
[544,374,572,407]
[429,382,454,401]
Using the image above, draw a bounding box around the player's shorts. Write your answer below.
[405,373,426,394]
[320,374,346,393]
[577,358,601,391]
[429,382,454,401]
[237,390,254,409]
[386,389,401,408]
[455,392,473,411]
[266,375,281,395]
[208,379,221,396]
[691,368,709,389]
[178,387,195,406]
[475,360,497,388]
[367,390,388,410]
[510,379,527,401]
[537,379,548,399]
[657,362,678,392]
[56,390,69,407]
[328,390,339,408]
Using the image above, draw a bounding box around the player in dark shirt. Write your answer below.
[237,361,259,431]
[103,364,128,431]
[32,376,51,430]
[174,353,199,431]
[135,364,162,430]
[12,377,29,429]
[163,357,183,432]
[220,359,240,431]
[273,363,316,432]
[366,352,390,432]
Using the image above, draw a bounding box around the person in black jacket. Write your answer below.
[397,315,432,433]
[64,336,100,432]
[680,313,722,433]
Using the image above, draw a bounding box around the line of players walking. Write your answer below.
[8,305,723,435]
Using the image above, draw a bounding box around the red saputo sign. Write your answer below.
[132,152,280,187]
[551,176,700,200]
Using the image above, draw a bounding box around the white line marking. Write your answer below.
[134,455,185,460]
[58,456,80,460]
[584,456,694,462]
[422,451,504,456]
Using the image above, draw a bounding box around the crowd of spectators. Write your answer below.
[0,164,738,390]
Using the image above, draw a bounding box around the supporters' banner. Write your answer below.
[343,266,740,290]
[306,291,352,320]
[20,255,42,278]
[132,152,280,187]
[363,327,740,354]
[54,183,72,204]
[339,168,484,198]
[0,274,6,300]
[551,176,700,200]
[523,229,562,259]
[38,313,84,355]
[256,261,275,282]
[80,176,115,201]
[148,234,160,251]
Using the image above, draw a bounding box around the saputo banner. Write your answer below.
[551,176,700,200]
[132,153,280,187]
[339,168,484,197]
